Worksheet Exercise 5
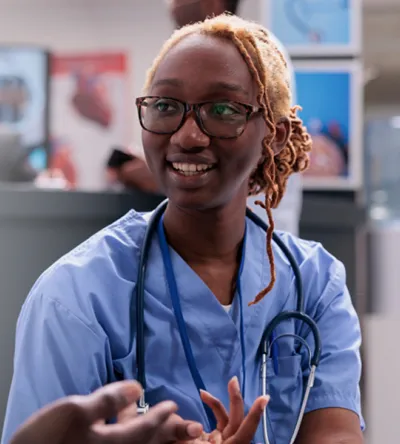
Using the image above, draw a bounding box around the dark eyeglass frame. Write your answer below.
[135,95,263,139]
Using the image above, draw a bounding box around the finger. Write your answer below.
[200,390,229,431]
[161,413,203,441]
[222,377,244,439]
[92,401,177,443]
[226,396,270,444]
[208,429,223,444]
[80,381,142,423]
[117,401,138,424]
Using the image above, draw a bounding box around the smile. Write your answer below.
[170,162,215,176]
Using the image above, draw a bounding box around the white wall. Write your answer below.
[0,0,259,152]
[364,315,400,444]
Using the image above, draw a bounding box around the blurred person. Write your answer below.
[3,13,363,444]
[108,150,160,193]
[10,380,205,444]
[0,126,72,189]
[0,76,29,124]
[48,137,78,189]
[0,126,37,183]
[117,0,304,235]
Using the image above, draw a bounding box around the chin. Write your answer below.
[167,192,214,211]
[166,189,237,214]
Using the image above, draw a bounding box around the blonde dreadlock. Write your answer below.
[143,14,312,305]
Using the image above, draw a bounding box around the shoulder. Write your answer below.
[44,209,149,279]
[274,231,347,313]
[23,209,153,321]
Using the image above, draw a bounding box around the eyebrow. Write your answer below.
[152,78,183,88]
[211,81,249,95]
[152,78,248,95]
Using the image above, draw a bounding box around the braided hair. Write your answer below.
[144,14,312,305]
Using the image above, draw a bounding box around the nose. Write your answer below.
[170,114,210,150]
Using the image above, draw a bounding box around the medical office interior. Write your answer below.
[0,0,398,442]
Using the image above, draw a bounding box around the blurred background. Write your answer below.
[0,0,399,442]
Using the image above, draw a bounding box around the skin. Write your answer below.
[9,4,362,443]
[142,33,284,443]
[116,157,160,193]
[197,378,269,443]
[115,0,229,191]
[142,32,363,444]
[10,381,203,444]
[143,33,287,305]
[10,379,267,444]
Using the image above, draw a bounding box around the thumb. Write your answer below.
[80,381,143,424]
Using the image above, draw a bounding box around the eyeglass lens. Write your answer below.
[139,97,248,137]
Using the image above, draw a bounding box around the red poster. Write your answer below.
[50,52,131,190]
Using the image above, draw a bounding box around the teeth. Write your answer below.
[171,162,214,175]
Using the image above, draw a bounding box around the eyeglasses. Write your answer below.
[135,96,263,139]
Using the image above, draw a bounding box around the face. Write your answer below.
[168,0,226,28]
[141,34,287,210]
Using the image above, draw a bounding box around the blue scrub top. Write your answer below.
[2,210,365,444]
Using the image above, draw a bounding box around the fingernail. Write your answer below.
[187,423,203,438]
[162,401,177,412]
[122,383,142,402]
[200,389,213,397]
[260,395,270,411]
[231,376,240,393]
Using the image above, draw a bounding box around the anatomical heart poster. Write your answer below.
[50,53,131,190]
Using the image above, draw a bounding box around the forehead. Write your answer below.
[168,0,199,6]
[149,33,256,102]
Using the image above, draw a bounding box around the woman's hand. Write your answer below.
[181,377,269,443]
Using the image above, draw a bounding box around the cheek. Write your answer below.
[141,131,167,172]
[229,134,264,178]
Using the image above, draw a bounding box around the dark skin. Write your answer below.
[143,34,288,306]
[115,0,231,192]
[142,32,363,443]
[10,375,268,444]
[10,381,204,444]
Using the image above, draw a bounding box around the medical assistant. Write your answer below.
[2,210,364,444]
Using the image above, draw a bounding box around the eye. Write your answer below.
[151,99,180,113]
[211,103,240,116]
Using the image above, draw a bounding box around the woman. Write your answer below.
[2,14,364,444]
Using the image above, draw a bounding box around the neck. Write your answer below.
[163,197,247,264]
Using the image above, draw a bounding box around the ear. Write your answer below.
[201,0,226,16]
[270,117,290,156]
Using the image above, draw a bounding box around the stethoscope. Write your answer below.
[132,199,322,444]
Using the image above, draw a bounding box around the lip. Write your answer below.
[166,153,217,166]
[166,162,216,189]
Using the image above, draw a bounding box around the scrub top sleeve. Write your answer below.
[304,259,365,430]
[1,292,109,444]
